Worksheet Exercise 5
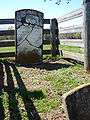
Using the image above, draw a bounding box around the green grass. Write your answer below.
[43,45,51,50]
[35,63,90,114]
[43,44,84,60]
[0,44,88,119]
[43,64,90,95]
[60,45,84,54]
[0,45,83,54]
[0,47,15,52]
[43,44,84,54]
[34,97,59,113]
[0,45,50,52]
[0,59,90,119]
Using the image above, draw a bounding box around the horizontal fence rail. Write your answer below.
[0,40,51,47]
[0,19,50,36]
[0,40,52,57]
[0,29,50,36]
[0,38,55,57]
[0,40,15,47]
[43,40,50,45]
[0,19,15,24]
[43,29,50,34]
[0,18,51,58]
[0,30,14,36]
[59,25,83,33]
[0,52,15,58]
[57,8,83,23]
[0,19,50,25]
[43,19,50,24]
[0,8,84,58]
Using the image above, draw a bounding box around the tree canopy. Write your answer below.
[44,0,71,5]
[44,0,90,5]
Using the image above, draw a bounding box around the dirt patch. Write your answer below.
[15,59,72,120]
[2,58,73,120]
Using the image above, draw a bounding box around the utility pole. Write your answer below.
[83,0,90,72]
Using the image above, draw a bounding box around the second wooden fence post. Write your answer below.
[50,18,60,57]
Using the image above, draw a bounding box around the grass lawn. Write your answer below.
[0,44,88,119]
[0,45,83,54]
[0,46,15,52]
[60,45,84,54]
[43,44,84,54]
[0,58,90,120]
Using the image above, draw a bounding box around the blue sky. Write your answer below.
[0,0,82,19]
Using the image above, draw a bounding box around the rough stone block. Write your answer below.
[15,9,43,64]
[62,83,90,120]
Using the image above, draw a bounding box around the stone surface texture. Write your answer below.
[62,83,90,120]
[15,9,43,64]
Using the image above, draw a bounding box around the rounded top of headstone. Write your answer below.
[15,9,44,17]
[15,9,44,27]
[62,83,90,100]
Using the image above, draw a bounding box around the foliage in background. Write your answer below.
[44,0,71,5]
[60,32,81,39]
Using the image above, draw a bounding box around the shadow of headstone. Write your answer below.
[62,83,90,120]
[4,62,22,120]
[10,62,41,120]
[0,63,5,120]
[1,61,41,120]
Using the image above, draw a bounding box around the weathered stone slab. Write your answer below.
[62,83,90,120]
[15,9,43,64]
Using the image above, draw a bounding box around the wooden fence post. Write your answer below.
[83,0,90,72]
[50,18,60,57]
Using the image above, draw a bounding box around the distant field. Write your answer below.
[43,45,84,54]
[0,46,15,52]
[0,45,84,54]
[60,45,84,54]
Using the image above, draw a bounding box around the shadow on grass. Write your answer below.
[0,58,73,71]
[63,58,83,65]
[0,61,43,120]
[0,63,5,119]
[17,61,72,71]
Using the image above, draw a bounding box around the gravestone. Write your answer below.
[62,83,90,120]
[15,9,43,64]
